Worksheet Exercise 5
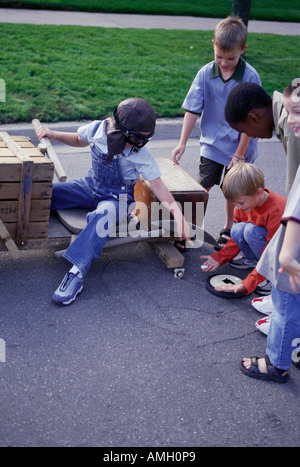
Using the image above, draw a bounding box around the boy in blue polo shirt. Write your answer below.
[172,16,261,250]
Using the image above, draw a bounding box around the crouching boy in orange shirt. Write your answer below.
[201,163,287,296]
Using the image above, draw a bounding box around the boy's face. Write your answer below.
[213,43,247,78]
[233,190,263,212]
[125,131,152,149]
[229,109,274,139]
[284,93,300,139]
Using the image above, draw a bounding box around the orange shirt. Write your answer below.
[211,189,287,294]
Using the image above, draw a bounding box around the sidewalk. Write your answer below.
[0,8,299,34]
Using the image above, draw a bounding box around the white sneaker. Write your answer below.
[255,316,271,336]
[251,294,273,315]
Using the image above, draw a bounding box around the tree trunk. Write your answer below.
[232,0,252,27]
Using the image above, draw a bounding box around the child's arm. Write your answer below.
[149,177,192,245]
[279,220,300,292]
[200,252,247,293]
[37,127,89,148]
[228,133,251,169]
[199,255,220,272]
[172,112,199,165]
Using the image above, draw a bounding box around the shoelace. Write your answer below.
[61,273,75,291]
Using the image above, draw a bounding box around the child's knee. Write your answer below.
[231,222,246,243]
[244,223,267,243]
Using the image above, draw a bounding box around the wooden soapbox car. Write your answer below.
[0,120,209,278]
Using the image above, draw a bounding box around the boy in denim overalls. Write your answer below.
[38,98,191,305]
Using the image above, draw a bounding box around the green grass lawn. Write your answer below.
[1,0,300,22]
[0,23,299,123]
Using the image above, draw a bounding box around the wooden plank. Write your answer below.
[0,181,53,200]
[11,136,31,142]
[0,160,54,182]
[5,221,49,239]
[0,236,71,252]
[0,136,31,147]
[0,218,20,258]
[156,158,206,192]
[31,158,54,181]
[150,241,185,269]
[0,145,43,157]
[56,208,88,235]
[17,157,33,245]
[0,159,22,182]
[0,199,51,222]
[32,119,67,182]
[0,132,33,163]
[0,148,16,156]
[0,214,72,251]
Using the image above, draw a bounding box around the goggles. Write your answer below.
[113,108,155,148]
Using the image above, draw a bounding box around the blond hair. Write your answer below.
[222,163,265,201]
[214,16,247,51]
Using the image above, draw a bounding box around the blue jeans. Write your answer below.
[231,222,268,261]
[267,288,300,370]
[52,140,135,275]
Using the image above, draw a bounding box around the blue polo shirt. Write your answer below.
[77,119,161,184]
[182,58,261,166]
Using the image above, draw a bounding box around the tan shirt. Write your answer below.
[272,90,300,191]
[257,165,300,294]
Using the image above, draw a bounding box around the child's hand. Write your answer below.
[228,154,245,170]
[172,144,186,166]
[37,126,56,142]
[214,282,246,294]
[279,259,300,292]
[200,255,219,272]
[175,217,194,248]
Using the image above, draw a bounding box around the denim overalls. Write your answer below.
[51,122,135,275]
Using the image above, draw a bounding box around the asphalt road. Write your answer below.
[0,119,299,448]
[1,4,299,450]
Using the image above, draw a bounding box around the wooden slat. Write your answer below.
[0,218,20,258]
[0,182,53,200]
[32,119,67,182]
[0,199,51,222]
[0,132,33,163]
[11,136,31,142]
[4,221,50,239]
[17,157,33,245]
[157,158,206,192]
[150,241,184,269]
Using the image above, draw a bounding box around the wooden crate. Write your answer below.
[0,132,54,248]
[134,158,208,268]
[134,158,208,229]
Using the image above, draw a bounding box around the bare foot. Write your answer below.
[243,357,267,374]
[242,357,288,378]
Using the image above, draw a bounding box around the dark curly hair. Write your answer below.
[225,82,272,125]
